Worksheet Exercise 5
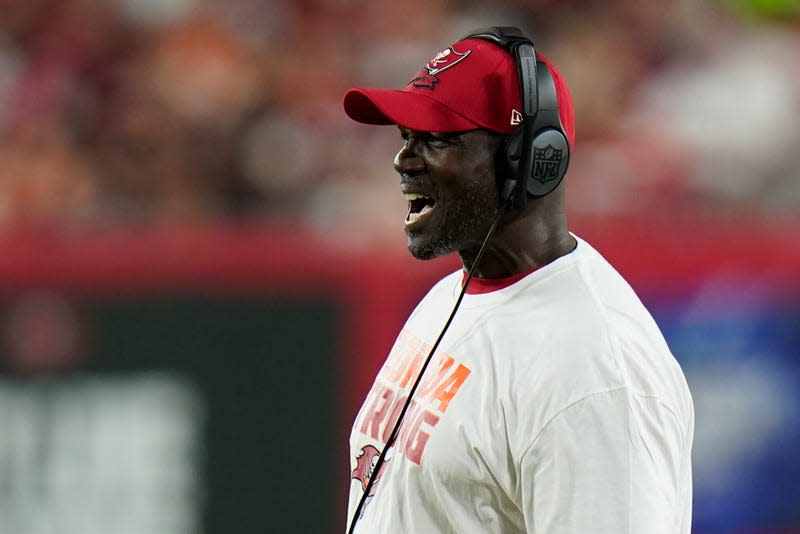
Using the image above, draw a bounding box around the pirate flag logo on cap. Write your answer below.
[409,46,471,90]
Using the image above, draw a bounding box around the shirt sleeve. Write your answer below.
[518,388,690,534]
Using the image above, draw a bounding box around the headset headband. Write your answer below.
[463,26,569,206]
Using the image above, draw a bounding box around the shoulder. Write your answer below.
[493,236,692,445]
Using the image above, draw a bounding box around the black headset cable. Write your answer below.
[346,183,517,533]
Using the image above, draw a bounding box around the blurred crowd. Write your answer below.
[0,0,798,240]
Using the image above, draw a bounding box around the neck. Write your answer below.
[458,196,576,279]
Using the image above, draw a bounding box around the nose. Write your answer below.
[393,139,425,175]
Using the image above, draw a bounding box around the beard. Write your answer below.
[407,180,500,260]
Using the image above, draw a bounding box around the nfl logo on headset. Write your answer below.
[533,145,563,183]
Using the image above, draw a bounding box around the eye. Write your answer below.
[398,130,456,149]
[425,135,451,149]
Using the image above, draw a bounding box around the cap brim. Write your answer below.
[343,88,480,132]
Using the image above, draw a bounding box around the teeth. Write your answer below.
[404,193,427,200]
[407,211,422,224]
[405,203,435,225]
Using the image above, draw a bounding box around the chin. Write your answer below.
[407,236,453,261]
[408,247,438,260]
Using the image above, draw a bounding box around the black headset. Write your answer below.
[463,26,570,209]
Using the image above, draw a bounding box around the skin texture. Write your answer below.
[394,126,576,279]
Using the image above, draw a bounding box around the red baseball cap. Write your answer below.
[343,37,574,147]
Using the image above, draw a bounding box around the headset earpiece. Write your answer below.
[527,127,569,198]
[463,26,570,208]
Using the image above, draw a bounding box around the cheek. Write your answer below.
[460,178,498,218]
[442,160,501,230]
[460,158,500,205]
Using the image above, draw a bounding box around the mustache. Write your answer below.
[399,173,434,188]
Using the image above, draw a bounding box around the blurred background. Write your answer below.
[0,0,798,532]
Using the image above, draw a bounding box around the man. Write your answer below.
[342,27,693,534]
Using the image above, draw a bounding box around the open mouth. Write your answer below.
[405,193,436,225]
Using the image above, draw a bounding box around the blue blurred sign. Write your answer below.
[647,275,800,531]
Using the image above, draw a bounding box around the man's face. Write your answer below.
[394,127,503,260]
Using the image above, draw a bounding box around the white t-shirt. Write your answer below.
[347,235,694,534]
